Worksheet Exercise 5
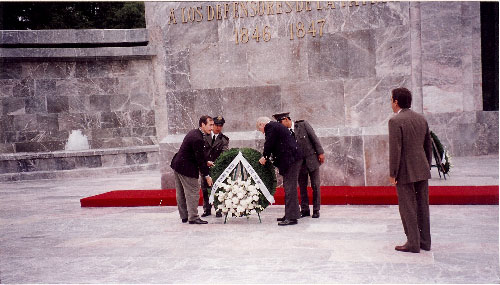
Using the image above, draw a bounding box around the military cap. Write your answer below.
[272,112,290,122]
[213,116,225,125]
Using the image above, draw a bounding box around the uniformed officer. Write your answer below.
[201,116,229,218]
[273,112,325,218]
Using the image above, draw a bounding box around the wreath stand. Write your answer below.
[431,137,448,180]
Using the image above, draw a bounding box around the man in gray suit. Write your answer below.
[389,87,432,253]
[273,112,325,218]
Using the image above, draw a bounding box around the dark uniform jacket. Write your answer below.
[389,109,432,184]
[263,121,303,175]
[204,132,229,162]
[170,128,210,179]
[294,120,324,172]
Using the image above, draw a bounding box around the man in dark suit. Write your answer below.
[201,116,229,218]
[273,112,325,218]
[256,116,303,226]
[171,115,214,225]
[389,88,432,253]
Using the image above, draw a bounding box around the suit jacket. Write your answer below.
[171,128,210,179]
[204,132,229,162]
[294,120,324,172]
[263,121,303,175]
[389,109,432,184]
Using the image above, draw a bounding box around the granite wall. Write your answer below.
[147,1,498,188]
[0,29,157,154]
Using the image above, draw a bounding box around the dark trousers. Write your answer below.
[200,176,212,212]
[282,159,302,220]
[396,180,431,251]
[298,162,321,212]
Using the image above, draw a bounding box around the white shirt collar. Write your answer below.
[290,121,295,130]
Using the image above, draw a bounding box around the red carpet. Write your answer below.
[80,186,499,207]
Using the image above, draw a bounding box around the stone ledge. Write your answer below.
[0,46,155,60]
[0,163,158,182]
[0,29,148,45]
[0,145,159,161]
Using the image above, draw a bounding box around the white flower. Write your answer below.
[237,192,245,199]
[253,195,259,201]
[232,197,239,205]
[225,200,232,208]
[217,204,223,210]
[240,199,248,207]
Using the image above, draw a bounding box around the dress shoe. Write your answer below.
[278,219,298,226]
[395,243,420,253]
[312,210,320,218]
[215,211,222,218]
[277,216,286,222]
[181,218,188,223]
[189,218,208,224]
[301,211,311,217]
[201,210,211,217]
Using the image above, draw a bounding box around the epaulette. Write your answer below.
[222,134,229,140]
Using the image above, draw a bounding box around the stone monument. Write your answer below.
[146,1,497,188]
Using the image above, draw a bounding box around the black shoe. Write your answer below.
[301,211,310,218]
[277,216,286,222]
[278,219,298,226]
[216,212,222,218]
[181,218,188,223]
[312,210,320,218]
[201,210,211,217]
[189,218,208,224]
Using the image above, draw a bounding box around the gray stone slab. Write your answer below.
[0,155,498,283]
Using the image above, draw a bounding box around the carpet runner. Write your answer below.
[80,185,499,207]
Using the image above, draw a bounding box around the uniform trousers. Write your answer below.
[282,159,302,220]
[298,162,321,212]
[396,179,431,251]
[200,176,213,212]
[174,171,200,222]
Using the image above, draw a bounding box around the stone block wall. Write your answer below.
[0,29,157,154]
[148,1,498,188]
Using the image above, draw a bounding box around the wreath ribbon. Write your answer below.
[209,151,275,204]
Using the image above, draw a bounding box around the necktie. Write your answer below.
[290,129,295,138]
[212,134,216,144]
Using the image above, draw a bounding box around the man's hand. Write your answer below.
[318,153,325,164]
[389,176,397,186]
[206,176,213,187]
[207,161,214,167]
[259,156,266,165]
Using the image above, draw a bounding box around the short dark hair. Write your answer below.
[199,115,213,127]
[391,88,412,108]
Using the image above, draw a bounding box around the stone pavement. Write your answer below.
[0,155,498,283]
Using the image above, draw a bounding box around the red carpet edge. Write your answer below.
[80,186,499,207]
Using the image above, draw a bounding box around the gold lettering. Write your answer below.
[240,2,248,17]
[207,5,215,21]
[187,7,195,22]
[350,1,359,6]
[296,1,304,12]
[180,7,188,23]
[249,1,257,16]
[168,8,177,24]
[276,1,283,14]
[233,2,239,18]
[305,1,312,11]
[362,1,367,5]
[316,1,323,10]
[341,1,346,7]
[195,6,203,22]
[285,1,293,13]
[326,1,335,9]
[258,1,266,16]
[216,4,222,20]
[267,2,275,15]
[224,3,230,19]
